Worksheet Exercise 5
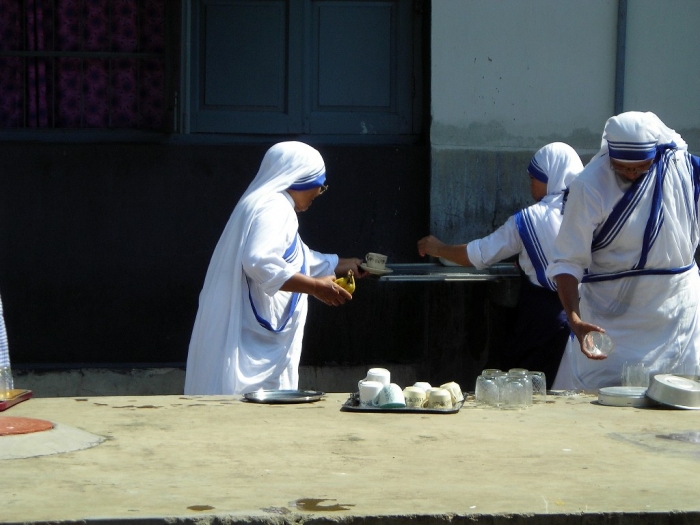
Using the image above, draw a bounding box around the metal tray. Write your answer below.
[340,392,464,414]
[243,389,325,404]
[0,389,33,412]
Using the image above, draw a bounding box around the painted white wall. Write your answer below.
[431,0,700,151]
[429,0,700,241]
[624,0,700,137]
[431,0,617,149]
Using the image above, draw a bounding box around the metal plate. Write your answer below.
[646,374,700,410]
[243,389,325,404]
[340,392,464,414]
[598,386,655,408]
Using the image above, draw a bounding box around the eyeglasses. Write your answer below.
[609,160,653,181]
[319,184,329,194]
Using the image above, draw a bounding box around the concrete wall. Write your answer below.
[430,0,700,242]
[625,0,700,145]
[3,141,514,394]
[13,364,420,397]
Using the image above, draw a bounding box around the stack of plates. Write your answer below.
[598,374,700,409]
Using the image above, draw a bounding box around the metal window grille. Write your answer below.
[0,0,174,131]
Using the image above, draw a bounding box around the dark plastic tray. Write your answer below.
[340,392,464,414]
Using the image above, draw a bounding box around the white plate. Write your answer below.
[360,263,393,275]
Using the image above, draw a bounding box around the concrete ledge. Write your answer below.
[3,393,700,524]
[13,365,420,397]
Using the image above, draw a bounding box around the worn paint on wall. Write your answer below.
[431,0,617,146]
[430,0,700,243]
[429,148,532,242]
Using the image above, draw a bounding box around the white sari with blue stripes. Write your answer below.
[185,142,337,395]
[550,148,700,390]
[237,192,336,394]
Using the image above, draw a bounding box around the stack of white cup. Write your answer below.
[357,369,463,410]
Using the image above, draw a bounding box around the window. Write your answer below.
[185,0,421,137]
[0,0,175,131]
[0,0,422,137]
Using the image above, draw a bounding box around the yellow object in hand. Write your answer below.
[334,270,356,294]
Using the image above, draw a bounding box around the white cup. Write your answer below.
[423,387,441,407]
[403,386,427,408]
[358,380,384,406]
[373,383,406,408]
[364,367,390,386]
[413,381,432,392]
[365,252,388,269]
[440,381,464,404]
[427,388,452,409]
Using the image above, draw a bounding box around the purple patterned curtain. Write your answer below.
[0,0,167,130]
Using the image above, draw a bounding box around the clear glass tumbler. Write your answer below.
[621,362,649,387]
[0,366,14,400]
[500,370,531,409]
[475,373,499,407]
[528,371,547,403]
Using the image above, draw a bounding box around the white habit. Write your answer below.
[549,113,700,390]
[185,142,337,395]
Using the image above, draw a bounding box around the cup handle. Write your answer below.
[372,396,380,407]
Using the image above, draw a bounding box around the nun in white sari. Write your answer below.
[549,112,700,390]
[185,142,365,395]
[418,142,583,386]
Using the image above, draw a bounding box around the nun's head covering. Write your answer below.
[593,111,687,164]
[528,142,583,198]
[244,142,326,201]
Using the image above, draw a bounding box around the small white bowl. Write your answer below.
[646,374,700,410]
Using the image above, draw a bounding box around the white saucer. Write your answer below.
[360,263,393,275]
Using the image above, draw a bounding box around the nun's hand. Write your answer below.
[316,275,352,306]
[417,235,444,258]
[336,258,369,278]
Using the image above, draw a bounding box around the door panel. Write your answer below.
[204,3,287,108]
[188,0,418,137]
[190,0,303,133]
[309,0,413,134]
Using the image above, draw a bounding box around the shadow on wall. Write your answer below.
[0,142,430,373]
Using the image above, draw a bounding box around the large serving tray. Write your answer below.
[340,392,464,414]
[377,262,520,282]
[243,389,325,404]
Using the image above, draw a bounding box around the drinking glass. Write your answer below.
[528,371,547,403]
[584,332,614,357]
[500,370,531,409]
[0,366,14,400]
[475,373,499,407]
[621,362,649,387]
